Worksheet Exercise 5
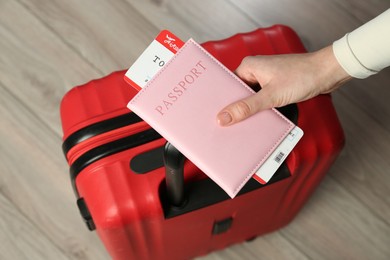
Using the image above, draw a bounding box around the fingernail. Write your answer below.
[217,112,232,126]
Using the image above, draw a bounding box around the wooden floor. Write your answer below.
[0,1,389,259]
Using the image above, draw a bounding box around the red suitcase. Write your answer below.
[60,25,345,260]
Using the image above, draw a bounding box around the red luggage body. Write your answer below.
[60,25,345,260]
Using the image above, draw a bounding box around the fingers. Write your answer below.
[234,56,259,85]
[217,90,273,126]
[217,56,275,126]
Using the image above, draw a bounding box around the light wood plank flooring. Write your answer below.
[0,1,389,259]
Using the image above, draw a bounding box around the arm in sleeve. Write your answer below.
[332,8,390,79]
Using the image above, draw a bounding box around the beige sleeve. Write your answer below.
[332,9,390,79]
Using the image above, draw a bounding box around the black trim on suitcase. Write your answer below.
[130,146,165,174]
[276,104,298,123]
[77,198,96,231]
[62,112,143,156]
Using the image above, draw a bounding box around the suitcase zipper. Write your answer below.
[66,121,151,165]
[62,112,143,157]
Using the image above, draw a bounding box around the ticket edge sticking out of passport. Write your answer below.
[124,30,184,91]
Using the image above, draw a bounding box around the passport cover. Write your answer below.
[128,39,295,198]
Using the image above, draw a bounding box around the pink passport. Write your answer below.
[128,39,294,198]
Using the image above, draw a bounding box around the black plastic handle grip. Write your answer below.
[163,142,186,207]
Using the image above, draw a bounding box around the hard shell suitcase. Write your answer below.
[60,25,345,260]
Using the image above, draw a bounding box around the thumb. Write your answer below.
[217,90,273,126]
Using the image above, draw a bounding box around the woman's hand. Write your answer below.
[217,46,351,126]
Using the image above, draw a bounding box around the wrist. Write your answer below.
[313,45,352,93]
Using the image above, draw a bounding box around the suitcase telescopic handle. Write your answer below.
[163,142,186,207]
